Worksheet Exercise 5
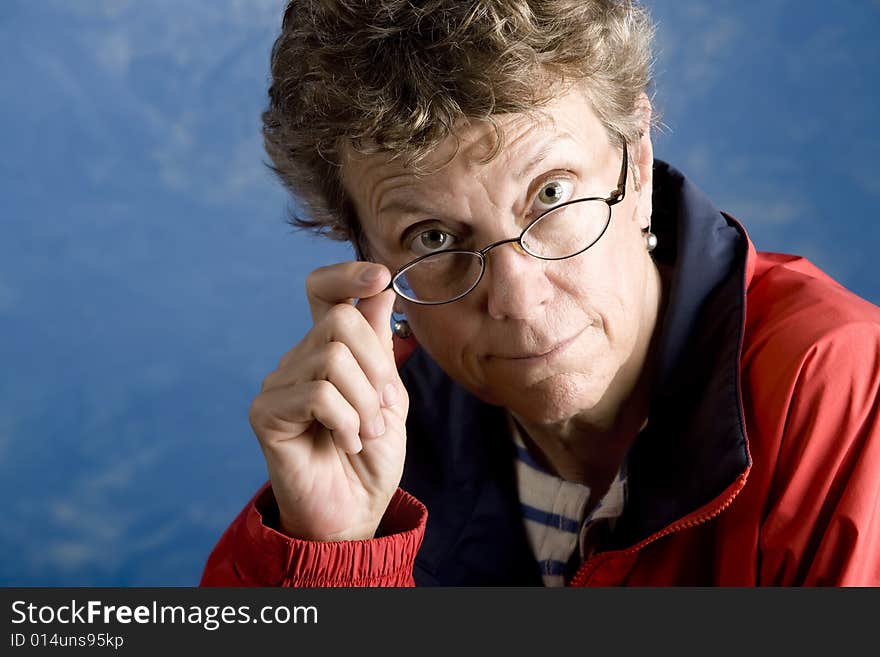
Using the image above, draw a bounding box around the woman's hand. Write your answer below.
[248,262,409,542]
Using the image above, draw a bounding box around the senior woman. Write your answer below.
[201,0,880,586]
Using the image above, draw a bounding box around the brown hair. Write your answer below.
[262,0,656,254]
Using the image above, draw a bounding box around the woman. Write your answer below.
[201,0,880,586]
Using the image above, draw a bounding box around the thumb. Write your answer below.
[355,287,396,352]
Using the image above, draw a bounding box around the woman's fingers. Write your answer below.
[355,287,396,351]
[273,302,401,406]
[312,340,388,440]
[251,379,364,454]
[306,261,392,325]
[264,339,390,437]
[320,302,401,394]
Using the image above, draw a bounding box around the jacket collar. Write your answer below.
[608,161,751,547]
[396,161,752,580]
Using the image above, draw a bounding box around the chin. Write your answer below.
[479,371,611,426]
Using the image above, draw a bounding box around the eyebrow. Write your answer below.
[513,129,583,178]
[376,198,435,226]
[513,139,557,180]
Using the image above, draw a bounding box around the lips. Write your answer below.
[492,327,585,360]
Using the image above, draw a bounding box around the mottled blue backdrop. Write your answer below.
[1,1,878,585]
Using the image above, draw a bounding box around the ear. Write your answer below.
[634,92,654,232]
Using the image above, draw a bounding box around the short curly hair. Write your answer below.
[262,0,656,256]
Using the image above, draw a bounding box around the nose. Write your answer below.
[482,241,552,320]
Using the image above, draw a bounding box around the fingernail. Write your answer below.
[361,266,383,284]
[382,383,399,408]
[373,414,386,437]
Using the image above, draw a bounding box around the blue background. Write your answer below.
[1,1,878,585]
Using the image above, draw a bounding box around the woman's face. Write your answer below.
[341,89,658,425]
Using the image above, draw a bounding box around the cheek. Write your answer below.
[559,221,646,341]
[403,302,521,405]
[402,305,483,375]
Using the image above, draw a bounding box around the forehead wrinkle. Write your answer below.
[492,121,580,181]
[339,144,427,232]
[371,170,420,224]
[373,171,466,234]
[513,139,557,180]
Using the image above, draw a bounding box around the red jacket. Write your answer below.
[201,163,880,586]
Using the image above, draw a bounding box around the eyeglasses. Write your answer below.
[385,137,628,305]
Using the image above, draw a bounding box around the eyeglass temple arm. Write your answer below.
[609,138,628,204]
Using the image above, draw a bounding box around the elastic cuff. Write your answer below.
[249,485,427,587]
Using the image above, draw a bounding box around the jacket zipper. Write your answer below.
[568,468,750,586]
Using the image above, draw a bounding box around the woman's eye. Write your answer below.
[533,179,574,211]
[410,228,455,255]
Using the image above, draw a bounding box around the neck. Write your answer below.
[512,259,671,494]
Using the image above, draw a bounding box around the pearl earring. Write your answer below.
[643,217,658,252]
[392,313,412,339]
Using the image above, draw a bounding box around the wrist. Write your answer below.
[277,512,379,542]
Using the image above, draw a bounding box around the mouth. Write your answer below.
[492,326,587,362]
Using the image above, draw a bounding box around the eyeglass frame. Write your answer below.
[383,136,629,306]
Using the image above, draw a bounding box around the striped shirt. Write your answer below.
[508,413,630,586]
